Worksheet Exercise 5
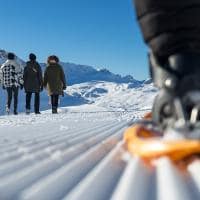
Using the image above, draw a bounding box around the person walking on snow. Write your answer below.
[43,55,66,114]
[0,52,23,115]
[23,53,43,114]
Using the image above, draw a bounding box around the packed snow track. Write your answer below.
[0,109,199,200]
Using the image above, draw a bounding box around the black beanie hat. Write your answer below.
[29,53,37,61]
[7,52,15,60]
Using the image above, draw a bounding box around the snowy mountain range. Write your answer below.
[0,50,25,66]
[0,49,145,86]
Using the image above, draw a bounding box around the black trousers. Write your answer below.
[26,92,40,113]
[133,0,200,58]
[51,95,59,110]
[6,86,19,111]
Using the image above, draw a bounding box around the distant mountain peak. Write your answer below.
[0,49,148,86]
[0,49,25,65]
[0,50,7,64]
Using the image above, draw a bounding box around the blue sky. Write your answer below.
[0,0,148,80]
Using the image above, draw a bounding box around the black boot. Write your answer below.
[150,52,200,130]
[52,107,58,114]
[35,111,41,114]
[14,110,18,115]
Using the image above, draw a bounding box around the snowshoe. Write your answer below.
[124,113,200,165]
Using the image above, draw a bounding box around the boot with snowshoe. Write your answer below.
[124,52,200,165]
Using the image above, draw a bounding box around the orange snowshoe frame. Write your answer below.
[124,113,200,162]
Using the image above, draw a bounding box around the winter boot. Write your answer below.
[6,106,10,115]
[26,109,31,115]
[150,52,200,130]
[52,107,58,114]
[14,110,18,115]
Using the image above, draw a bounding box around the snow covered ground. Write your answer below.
[0,81,156,115]
[0,81,156,148]
[0,81,159,200]
[1,50,199,199]
[0,81,199,200]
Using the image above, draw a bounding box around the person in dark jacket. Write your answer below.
[43,55,66,114]
[0,52,23,115]
[23,53,43,114]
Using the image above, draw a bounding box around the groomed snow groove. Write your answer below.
[0,114,199,200]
